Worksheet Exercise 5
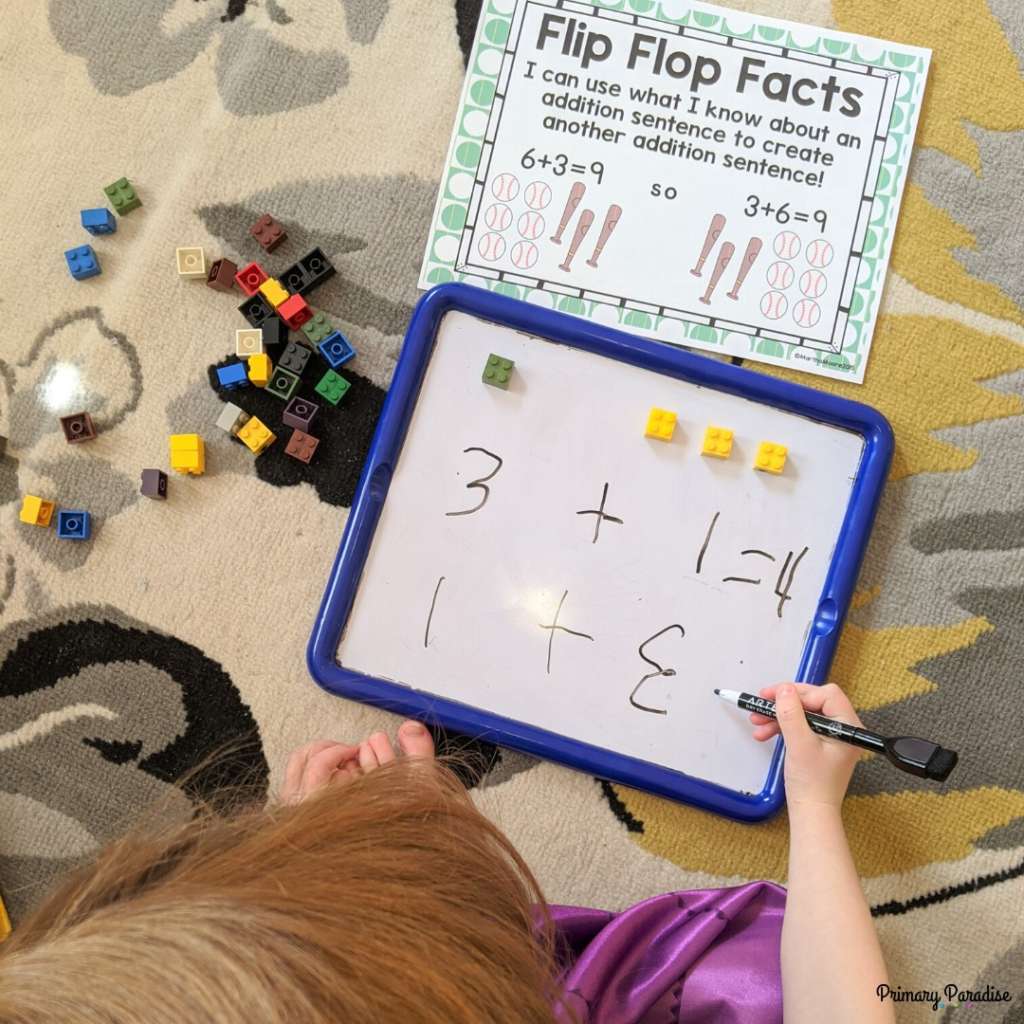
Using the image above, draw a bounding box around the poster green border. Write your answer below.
[419,0,929,383]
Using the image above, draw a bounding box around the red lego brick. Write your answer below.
[249,214,287,253]
[285,428,319,464]
[235,261,268,296]
[278,293,312,330]
[206,258,238,292]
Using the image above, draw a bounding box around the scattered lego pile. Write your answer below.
[173,210,348,474]
[20,183,352,540]
[61,176,139,280]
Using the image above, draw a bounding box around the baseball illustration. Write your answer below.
[690,213,725,276]
[760,290,788,320]
[793,298,821,328]
[517,210,545,240]
[511,240,539,269]
[551,181,586,243]
[491,172,520,202]
[766,261,794,289]
[524,180,552,210]
[484,203,513,231]
[699,240,734,304]
[477,231,506,262]
[726,237,762,299]
[586,204,622,268]
[806,238,834,268]
[773,230,801,260]
[799,268,827,298]
[559,208,594,272]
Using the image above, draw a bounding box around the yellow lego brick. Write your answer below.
[169,434,205,475]
[258,278,289,308]
[247,352,271,387]
[0,891,10,942]
[754,441,787,474]
[644,407,677,442]
[19,494,55,527]
[702,425,733,459]
[237,416,276,455]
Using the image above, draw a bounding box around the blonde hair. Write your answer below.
[0,759,562,1023]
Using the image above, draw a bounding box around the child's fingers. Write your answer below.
[774,684,817,758]
[754,683,862,745]
[397,720,435,758]
[817,684,864,728]
[358,739,380,773]
[367,731,395,766]
[752,723,780,742]
[302,742,360,796]
[758,682,848,717]
[284,740,341,798]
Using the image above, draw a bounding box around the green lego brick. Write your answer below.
[302,312,334,346]
[315,369,350,406]
[482,353,515,390]
[265,366,300,401]
[103,177,141,216]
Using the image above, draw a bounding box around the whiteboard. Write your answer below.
[336,309,864,796]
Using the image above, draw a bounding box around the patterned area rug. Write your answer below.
[2,1,1023,1017]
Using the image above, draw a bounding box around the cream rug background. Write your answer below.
[1,2,1022,1018]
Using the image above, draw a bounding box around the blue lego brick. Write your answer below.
[216,362,250,390]
[64,245,101,280]
[318,330,356,370]
[80,208,117,236]
[56,509,91,540]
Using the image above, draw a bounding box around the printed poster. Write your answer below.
[419,0,931,383]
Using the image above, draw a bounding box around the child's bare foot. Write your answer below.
[281,720,435,804]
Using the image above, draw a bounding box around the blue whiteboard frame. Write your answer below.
[308,284,893,822]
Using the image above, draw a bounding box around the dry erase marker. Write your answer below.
[714,689,959,782]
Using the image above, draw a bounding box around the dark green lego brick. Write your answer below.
[301,312,334,346]
[482,353,515,390]
[103,177,141,216]
[265,367,300,401]
[314,369,350,406]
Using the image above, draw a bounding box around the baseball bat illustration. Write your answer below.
[551,182,586,243]
[690,213,726,277]
[559,209,594,272]
[586,204,622,268]
[726,237,763,299]
[699,241,734,304]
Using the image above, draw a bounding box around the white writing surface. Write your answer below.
[337,311,863,795]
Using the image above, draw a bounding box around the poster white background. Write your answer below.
[421,0,931,383]
[466,3,891,348]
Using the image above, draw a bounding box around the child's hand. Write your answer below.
[280,722,435,804]
[282,740,361,804]
[750,683,863,811]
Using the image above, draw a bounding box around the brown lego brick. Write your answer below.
[206,258,238,292]
[285,428,319,464]
[59,411,97,443]
[249,213,287,253]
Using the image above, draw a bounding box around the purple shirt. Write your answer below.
[549,882,785,1023]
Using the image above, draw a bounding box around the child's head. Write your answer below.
[0,757,560,1023]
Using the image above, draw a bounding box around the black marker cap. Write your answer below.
[885,736,959,782]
